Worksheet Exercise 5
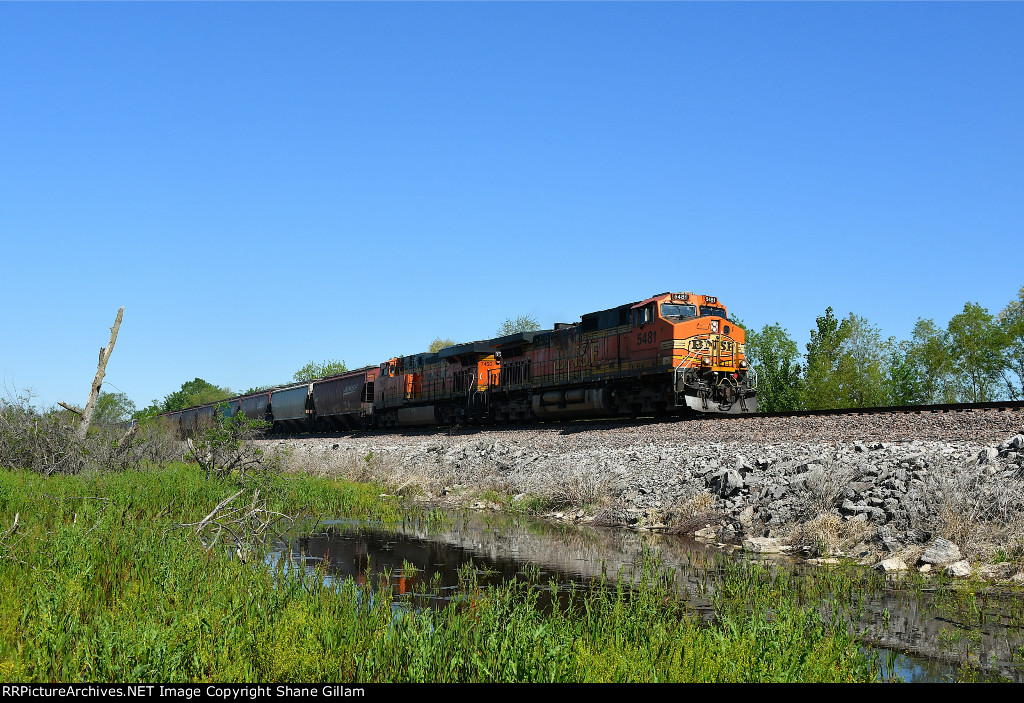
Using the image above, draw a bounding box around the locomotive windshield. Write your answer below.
[700,306,727,319]
[661,303,696,319]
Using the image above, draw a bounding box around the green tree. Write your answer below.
[906,318,956,404]
[745,323,803,412]
[882,339,926,406]
[162,378,233,412]
[802,307,851,410]
[496,314,541,337]
[834,315,889,408]
[947,302,1007,402]
[132,401,163,421]
[428,337,456,353]
[997,286,1024,400]
[92,391,136,425]
[292,359,348,382]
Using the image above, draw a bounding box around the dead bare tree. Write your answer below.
[74,307,123,440]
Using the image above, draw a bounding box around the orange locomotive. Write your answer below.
[372,291,756,427]
[159,291,756,433]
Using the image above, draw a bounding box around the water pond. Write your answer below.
[270,511,1024,682]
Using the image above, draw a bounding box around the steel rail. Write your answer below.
[709,399,1024,421]
[253,400,1024,440]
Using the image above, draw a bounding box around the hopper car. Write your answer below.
[159,291,757,433]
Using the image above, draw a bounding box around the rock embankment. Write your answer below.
[258,408,1024,574]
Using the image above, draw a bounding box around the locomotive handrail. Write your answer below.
[673,350,699,407]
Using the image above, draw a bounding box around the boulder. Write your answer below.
[978,447,999,464]
[707,469,744,497]
[875,526,900,553]
[737,505,755,529]
[920,537,962,565]
[875,558,908,573]
[694,526,718,541]
[944,560,972,578]
[900,528,930,544]
[743,536,782,554]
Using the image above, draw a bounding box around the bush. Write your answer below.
[0,390,181,475]
[184,408,273,482]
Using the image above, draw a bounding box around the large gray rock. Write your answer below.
[875,526,900,553]
[694,525,718,541]
[743,537,782,554]
[707,469,744,497]
[978,447,998,464]
[944,560,972,578]
[875,557,908,573]
[737,505,755,529]
[920,537,962,565]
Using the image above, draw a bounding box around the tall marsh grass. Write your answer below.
[0,464,881,682]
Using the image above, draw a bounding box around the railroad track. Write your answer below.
[711,399,1024,421]
[260,400,1024,442]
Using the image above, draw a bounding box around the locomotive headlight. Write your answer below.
[702,357,712,366]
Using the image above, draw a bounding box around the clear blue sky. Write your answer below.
[2,3,1022,410]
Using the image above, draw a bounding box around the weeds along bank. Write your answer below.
[0,403,880,682]
[0,467,881,682]
[262,409,1024,576]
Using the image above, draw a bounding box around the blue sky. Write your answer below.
[2,3,1022,410]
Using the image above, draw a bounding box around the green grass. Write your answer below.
[0,464,881,682]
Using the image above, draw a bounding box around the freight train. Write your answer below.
[161,291,757,434]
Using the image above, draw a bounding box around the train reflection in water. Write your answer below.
[277,518,599,612]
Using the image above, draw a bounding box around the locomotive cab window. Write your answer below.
[634,305,655,326]
[661,303,696,319]
[700,306,727,319]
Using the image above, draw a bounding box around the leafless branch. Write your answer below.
[77,307,124,440]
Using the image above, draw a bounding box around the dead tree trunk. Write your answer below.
[76,307,124,440]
